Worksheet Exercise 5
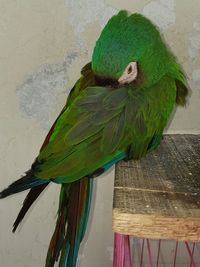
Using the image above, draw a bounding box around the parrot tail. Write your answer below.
[45,177,93,267]
[0,170,50,232]
[0,169,47,199]
[12,183,49,232]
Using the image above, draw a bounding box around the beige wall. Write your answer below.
[0,1,199,266]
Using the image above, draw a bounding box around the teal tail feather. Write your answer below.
[45,184,69,267]
[45,177,93,267]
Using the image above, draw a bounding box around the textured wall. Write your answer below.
[0,1,199,266]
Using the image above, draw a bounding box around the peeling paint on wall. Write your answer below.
[65,0,116,49]
[142,0,175,30]
[188,34,200,60]
[193,21,200,31]
[16,53,78,129]
[77,253,85,262]
[106,246,114,261]
[192,69,200,85]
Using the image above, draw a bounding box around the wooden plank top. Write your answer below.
[113,135,200,241]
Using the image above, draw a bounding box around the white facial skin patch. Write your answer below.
[118,62,138,85]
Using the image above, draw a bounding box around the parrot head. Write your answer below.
[92,11,173,88]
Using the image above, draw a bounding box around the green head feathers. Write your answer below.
[92,11,175,87]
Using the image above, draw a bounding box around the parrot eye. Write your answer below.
[127,65,132,74]
[118,62,138,85]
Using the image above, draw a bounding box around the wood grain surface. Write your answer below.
[113,135,200,241]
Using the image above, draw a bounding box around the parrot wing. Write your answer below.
[10,62,96,231]
[34,75,177,183]
[40,62,96,151]
[34,85,129,182]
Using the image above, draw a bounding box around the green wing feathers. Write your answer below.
[168,55,189,106]
[34,86,127,181]
[34,74,179,181]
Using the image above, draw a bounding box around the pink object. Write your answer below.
[113,233,125,267]
[113,233,132,267]
[124,235,132,267]
[147,239,154,267]
[113,235,198,267]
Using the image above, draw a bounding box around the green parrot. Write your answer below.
[0,11,188,267]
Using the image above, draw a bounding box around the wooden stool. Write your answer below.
[112,135,200,266]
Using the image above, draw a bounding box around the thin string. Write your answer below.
[140,239,145,267]
[147,239,154,267]
[185,242,196,267]
[173,241,178,267]
[156,240,161,267]
[124,235,132,267]
[190,243,196,267]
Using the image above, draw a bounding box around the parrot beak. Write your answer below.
[118,62,138,85]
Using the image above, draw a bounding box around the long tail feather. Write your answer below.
[45,177,93,267]
[12,183,49,232]
[59,177,93,267]
[45,184,70,267]
[0,170,47,199]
